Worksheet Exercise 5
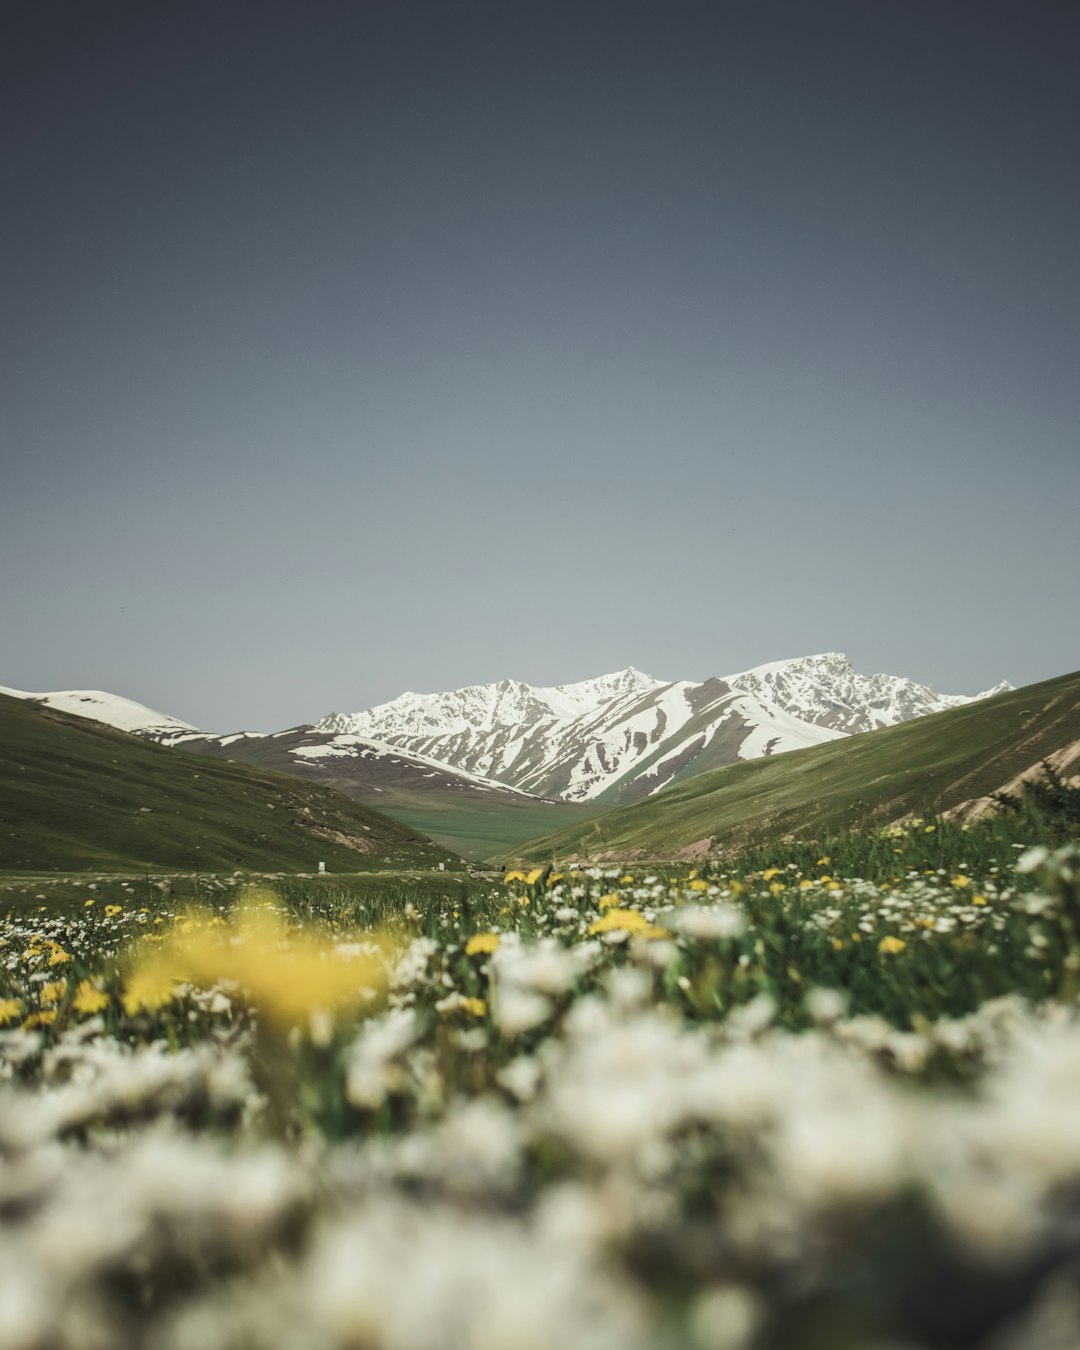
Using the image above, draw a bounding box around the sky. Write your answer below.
[2,0,1077,732]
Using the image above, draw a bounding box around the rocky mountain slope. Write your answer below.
[4,656,1011,818]
[509,669,1080,863]
[318,654,1010,804]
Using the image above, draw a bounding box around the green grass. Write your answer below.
[510,669,1080,862]
[366,790,604,861]
[0,693,463,873]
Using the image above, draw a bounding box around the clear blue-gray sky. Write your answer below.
[3,0,1077,731]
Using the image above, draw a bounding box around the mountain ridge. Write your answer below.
[2,656,1013,856]
[316,654,1011,803]
[507,669,1080,864]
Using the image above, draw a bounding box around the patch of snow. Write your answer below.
[0,686,202,738]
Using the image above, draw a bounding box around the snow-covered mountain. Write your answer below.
[724,653,1012,735]
[3,655,1013,810]
[0,684,546,812]
[0,686,201,743]
[317,654,1012,804]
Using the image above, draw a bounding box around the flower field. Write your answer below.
[2,820,1080,1348]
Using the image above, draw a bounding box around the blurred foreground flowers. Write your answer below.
[120,889,392,1030]
[1,846,1080,1348]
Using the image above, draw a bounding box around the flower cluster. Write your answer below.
[0,846,1078,1347]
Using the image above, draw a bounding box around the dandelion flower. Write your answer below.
[73,980,110,1015]
[588,909,669,940]
[466,932,501,956]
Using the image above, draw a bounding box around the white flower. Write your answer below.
[345,1009,420,1110]
[1016,846,1049,874]
[670,904,745,941]
[494,987,553,1039]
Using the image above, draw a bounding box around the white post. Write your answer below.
[318,861,326,873]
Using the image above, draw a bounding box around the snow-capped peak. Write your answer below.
[0,686,200,740]
[724,653,1012,734]
[313,654,1011,804]
[316,667,665,739]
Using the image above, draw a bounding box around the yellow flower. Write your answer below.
[831,938,844,951]
[818,876,833,885]
[878,936,907,955]
[73,981,110,1015]
[924,825,936,833]
[105,904,123,916]
[950,875,971,889]
[971,894,987,906]
[762,867,781,881]
[619,874,634,884]
[525,867,545,886]
[851,933,862,943]
[799,879,814,890]
[689,879,709,892]
[83,899,95,908]
[588,909,669,939]
[460,997,486,1018]
[597,893,622,910]
[465,932,501,956]
[122,889,392,1029]
[40,980,68,1006]
[816,856,831,866]
[769,881,786,896]
[22,1009,57,1029]
[0,998,22,1023]
[503,870,526,884]
[729,880,744,897]
[123,960,180,1015]
[547,872,565,886]
[47,946,72,967]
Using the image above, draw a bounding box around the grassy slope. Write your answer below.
[362,789,603,862]
[176,733,599,862]
[0,694,461,872]
[512,670,1080,861]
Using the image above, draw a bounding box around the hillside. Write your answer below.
[510,670,1080,862]
[0,693,461,873]
[174,727,600,861]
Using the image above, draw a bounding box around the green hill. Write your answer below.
[175,728,601,863]
[0,693,461,872]
[510,670,1080,862]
